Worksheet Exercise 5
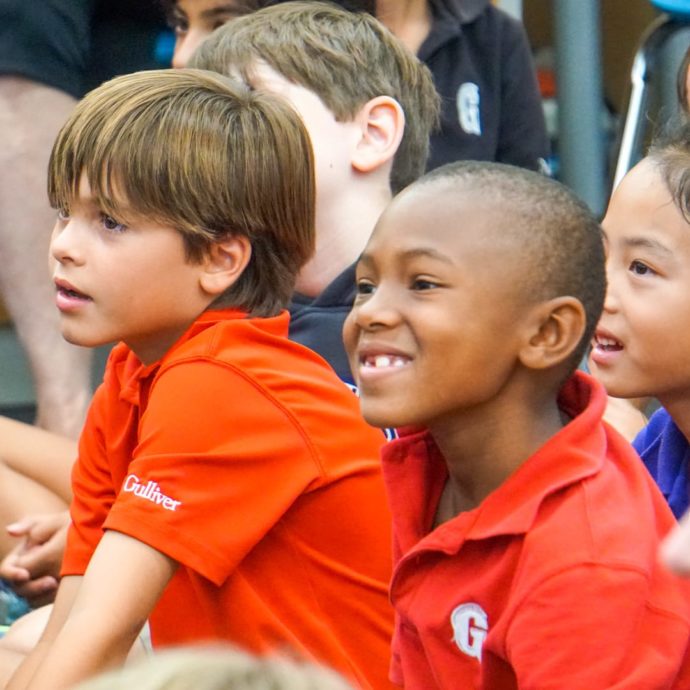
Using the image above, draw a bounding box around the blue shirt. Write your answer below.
[633,407,690,519]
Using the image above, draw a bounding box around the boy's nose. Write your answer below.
[50,219,84,266]
[353,286,400,330]
[172,31,207,69]
[602,265,619,313]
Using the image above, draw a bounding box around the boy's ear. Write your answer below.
[199,235,252,296]
[518,296,587,370]
[351,95,405,174]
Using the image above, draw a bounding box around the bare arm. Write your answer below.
[7,532,176,690]
[0,416,76,503]
[0,417,74,560]
[662,508,690,576]
[6,575,81,690]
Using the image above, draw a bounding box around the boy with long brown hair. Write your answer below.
[7,67,393,690]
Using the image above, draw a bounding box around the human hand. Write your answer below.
[0,511,70,607]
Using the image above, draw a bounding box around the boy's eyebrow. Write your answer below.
[358,247,455,268]
[201,4,247,19]
[169,3,243,20]
[623,236,674,257]
[398,247,456,264]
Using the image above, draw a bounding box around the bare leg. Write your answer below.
[0,605,147,688]
[0,417,75,503]
[0,417,75,560]
[0,77,92,438]
[0,605,51,688]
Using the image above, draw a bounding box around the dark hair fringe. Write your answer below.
[649,114,690,222]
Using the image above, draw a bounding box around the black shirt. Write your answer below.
[422,0,550,172]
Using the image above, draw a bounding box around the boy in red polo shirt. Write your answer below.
[343,160,690,689]
[8,68,393,690]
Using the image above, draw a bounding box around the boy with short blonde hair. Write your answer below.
[8,68,394,690]
[344,160,690,689]
[191,1,437,195]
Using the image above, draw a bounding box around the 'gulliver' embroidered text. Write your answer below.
[122,474,181,511]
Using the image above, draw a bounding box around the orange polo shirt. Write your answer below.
[383,373,690,689]
[62,309,394,690]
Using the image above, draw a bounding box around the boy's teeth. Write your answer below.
[597,336,619,347]
[594,334,623,351]
[365,355,407,368]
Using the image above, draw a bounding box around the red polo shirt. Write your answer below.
[383,372,690,689]
[62,309,394,690]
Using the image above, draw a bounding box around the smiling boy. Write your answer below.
[343,160,690,689]
[7,68,394,690]
[589,125,690,522]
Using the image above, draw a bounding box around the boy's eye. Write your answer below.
[356,280,376,296]
[411,278,438,290]
[629,260,654,277]
[166,13,188,35]
[100,214,127,234]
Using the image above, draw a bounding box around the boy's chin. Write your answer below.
[359,402,417,432]
[593,375,650,405]
[592,375,633,401]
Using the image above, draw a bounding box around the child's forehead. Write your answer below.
[604,158,690,247]
[625,157,665,190]
[371,184,509,255]
[244,60,319,105]
[65,172,135,218]
[608,159,672,215]
[367,188,515,264]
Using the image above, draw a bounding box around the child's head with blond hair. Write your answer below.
[49,67,314,319]
[72,646,354,690]
[190,1,438,195]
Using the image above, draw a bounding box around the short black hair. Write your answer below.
[648,117,690,222]
[677,44,690,116]
[418,161,606,374]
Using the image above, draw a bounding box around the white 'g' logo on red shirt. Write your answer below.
[450,602,488,661]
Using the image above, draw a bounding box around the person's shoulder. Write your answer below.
[445,0,523,30]
[634,407,680,453]
[468,0,523,28]
[156,311,367,422]
[427,0,530,71]
[509,378,670,573]
[519,427,675,578]
[160,311,290,369]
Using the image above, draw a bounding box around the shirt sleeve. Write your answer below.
[495,15,550,171]
[103,359,322,586]
[62,378,119,576]
[389,614,404,687]
[505,564,690,689]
